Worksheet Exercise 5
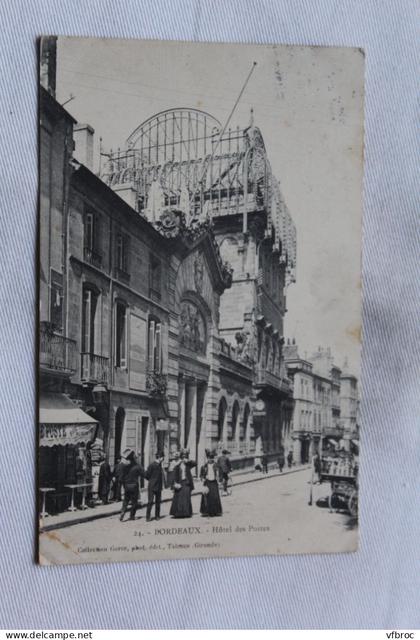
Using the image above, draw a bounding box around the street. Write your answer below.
[39,468,358,565]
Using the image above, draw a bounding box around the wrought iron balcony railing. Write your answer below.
[255,366,292,394]
[83,246,103,269]
[39,325,77,374]
[81,353,109,385]
[322,426,344,439]
[146,368,168,396]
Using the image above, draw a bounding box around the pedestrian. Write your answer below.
[200,451,222,517]
[111,457,125,502]
[120,451,145,522]
[313,452,322,483]
[277,450,285,473]
[217,449,232,495]
[261,453,268,474]
[170,449,196,518]
[75,448,85,509]
[98,456,112,504]
[287,450,293,468]
[145,451,165,521]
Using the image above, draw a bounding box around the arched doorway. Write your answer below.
[114,407,125,465]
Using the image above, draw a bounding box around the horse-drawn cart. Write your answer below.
[309,451,358,517]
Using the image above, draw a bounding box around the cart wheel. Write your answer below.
[348,490,358,517]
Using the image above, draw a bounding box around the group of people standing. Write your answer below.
[112,447,232,522]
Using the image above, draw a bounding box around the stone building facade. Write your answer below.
[340,359,360,446]
[101,108,297,468]
[284,342,359,461]
[39,42,299,511]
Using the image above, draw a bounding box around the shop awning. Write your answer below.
[39,393,97,447]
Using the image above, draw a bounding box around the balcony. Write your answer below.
[255,366,292,395]
[322,426,344,439]
[83,246,102,269]
[146,368,168,396]
[39,325,76,375]
[114,266,130,285]
[81,353,109,385]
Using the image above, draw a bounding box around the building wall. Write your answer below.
[340,375,359,437]
[215,216,293,465]
[39,90,74,331]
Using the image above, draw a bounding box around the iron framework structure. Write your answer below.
[101,107,296,283]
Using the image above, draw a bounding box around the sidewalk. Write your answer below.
[39,463,310,532]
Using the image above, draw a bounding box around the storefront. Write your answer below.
[39,393,98,513]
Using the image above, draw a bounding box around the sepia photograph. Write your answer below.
[38,36,364,565]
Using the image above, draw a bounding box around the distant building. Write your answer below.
[284,342,359,462]
[340,358,360,446]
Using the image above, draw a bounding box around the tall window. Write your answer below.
[115,233,129,273]
[148,318,162,372]
[115,302,127,368]
[149,256,161,299]
[84,212,95,251]
[50,269,63,331]
[81,287,99,354]
[83,212,102,267]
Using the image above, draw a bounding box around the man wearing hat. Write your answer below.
[120,450,145,522]
[217,449,232,496]
[145,451,165,522]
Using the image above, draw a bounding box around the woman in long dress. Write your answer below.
[170,450,196,518]
[200,451,222,517]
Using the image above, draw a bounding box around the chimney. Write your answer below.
[73,124,95,170]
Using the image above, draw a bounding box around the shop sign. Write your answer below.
[40,423,96,447]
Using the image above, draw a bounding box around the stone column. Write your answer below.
[196,384,207,469]
[187,379,197,459]
[179,377,186,449]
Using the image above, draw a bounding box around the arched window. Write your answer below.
[217,397,227,442]
[230,401,240,442]
[179,300,206,354]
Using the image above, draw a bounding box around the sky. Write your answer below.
[56,37,364,374]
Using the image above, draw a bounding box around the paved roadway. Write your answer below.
[39,468,358,565]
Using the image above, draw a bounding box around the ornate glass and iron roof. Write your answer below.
[101,107,296,283]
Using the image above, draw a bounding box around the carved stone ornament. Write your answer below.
[193,252,204,293]
[154,208,185,238]
[179,300,206,354]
